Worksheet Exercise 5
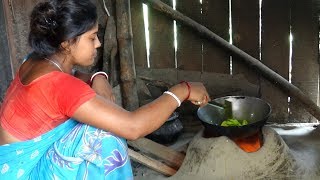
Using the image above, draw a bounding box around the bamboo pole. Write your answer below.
[143,0,320,121]
[116,0,139,110]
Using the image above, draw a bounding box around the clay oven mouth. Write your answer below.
[231,130,263,152]
[202,127,263,152]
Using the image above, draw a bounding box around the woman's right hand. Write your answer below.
[169,82,210,106]
[188,82,211,106]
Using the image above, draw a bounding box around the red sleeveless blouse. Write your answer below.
[0,71,95,140]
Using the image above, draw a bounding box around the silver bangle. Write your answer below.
[164,91,181,107]
[90,71,109,84]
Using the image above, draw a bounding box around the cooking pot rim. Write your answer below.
[197,95,272,127]
[197,96,272,138]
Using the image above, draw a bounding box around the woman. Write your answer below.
[0,0,210,179]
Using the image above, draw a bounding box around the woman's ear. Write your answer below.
[60,41,71,53]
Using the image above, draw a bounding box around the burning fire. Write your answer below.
[232,131,262,153]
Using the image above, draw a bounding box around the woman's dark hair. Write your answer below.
[28,0,97,57]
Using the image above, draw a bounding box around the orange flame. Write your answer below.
[232,131,262,153]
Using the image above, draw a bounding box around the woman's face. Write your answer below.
[69,24,101,66]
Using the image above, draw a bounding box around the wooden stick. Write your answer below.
[128,138,185,169]
[128,148,177,176]
[143,0,320,121]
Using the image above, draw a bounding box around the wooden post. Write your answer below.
[100,0,119,87]
[116,0,139,110]
[142,0,320,121]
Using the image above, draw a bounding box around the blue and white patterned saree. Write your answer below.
[0,119,133,179]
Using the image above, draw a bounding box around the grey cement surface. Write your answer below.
[270,123,320,179]
[133,123,320,180]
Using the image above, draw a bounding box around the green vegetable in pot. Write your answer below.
[220,118,248,127]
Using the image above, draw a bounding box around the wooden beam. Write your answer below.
[142,0,320,122]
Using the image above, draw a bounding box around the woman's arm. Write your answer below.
[74,70,115,102]
[73,69,91,83]
[72,82,210,140]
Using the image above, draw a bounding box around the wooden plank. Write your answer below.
[176,0,202,71]
[0,1,13,101]
[148,0,175,68]
[131,0,147,67]
[289,0,319,123]
[136,67,260,98]
[128,148,177,176]
[202,0,230,73]
[261,0,290,123]
[232,0,260,84]
[128,137,185,169]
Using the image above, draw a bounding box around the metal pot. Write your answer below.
[197,96,271,139]
[146,112,183,144]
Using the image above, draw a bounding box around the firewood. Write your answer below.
[128,148,177,176]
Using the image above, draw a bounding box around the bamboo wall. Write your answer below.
[132,0,319,123]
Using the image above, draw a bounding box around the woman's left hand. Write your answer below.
[91,76,115,102]
[73,70,115,102]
